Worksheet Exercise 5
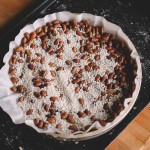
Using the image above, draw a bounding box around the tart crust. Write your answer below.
[0,12,142,140]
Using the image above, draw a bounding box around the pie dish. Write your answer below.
[0,12,142,140]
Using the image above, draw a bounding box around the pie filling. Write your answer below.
[9,20,137,133]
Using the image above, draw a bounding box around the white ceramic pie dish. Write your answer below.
[0,12,142,141]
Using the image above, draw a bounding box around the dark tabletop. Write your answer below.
[0,0,150,150]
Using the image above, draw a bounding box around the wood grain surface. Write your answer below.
[0,0,32,27]
[106,104,150,150]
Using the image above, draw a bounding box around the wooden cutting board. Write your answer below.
[106,104,150,150]
[0,0,32,28]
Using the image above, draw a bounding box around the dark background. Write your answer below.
[0,0,150,150]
